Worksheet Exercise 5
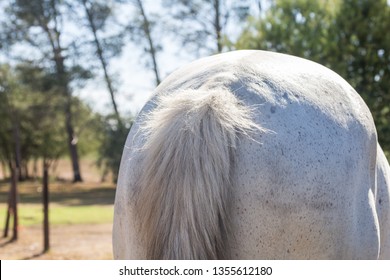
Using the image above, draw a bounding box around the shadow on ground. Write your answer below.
[0,181,116,206]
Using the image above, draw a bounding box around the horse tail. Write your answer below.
[135,89,261,259]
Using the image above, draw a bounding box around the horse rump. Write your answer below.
[135,89,261,259]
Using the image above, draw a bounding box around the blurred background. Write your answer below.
[0,0,389,259]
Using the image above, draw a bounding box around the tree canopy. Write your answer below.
[1,0,389,183]
[236,0,390,156]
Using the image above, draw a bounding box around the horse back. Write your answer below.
[114,50,388,259]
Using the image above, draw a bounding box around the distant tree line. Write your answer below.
[1,0,389,182]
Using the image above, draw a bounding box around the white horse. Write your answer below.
[113,50,390,259]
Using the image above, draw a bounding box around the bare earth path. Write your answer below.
[0,223,113,260]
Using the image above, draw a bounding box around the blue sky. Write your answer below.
[77,0,192,117]
[75,0,264,117]
[0,0,264,117]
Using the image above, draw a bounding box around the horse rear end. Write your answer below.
[113,50,390,259]
[377,145,390,259]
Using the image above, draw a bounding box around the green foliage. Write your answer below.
[330,0,390,155]
[236,0,390,156]
[162,0,258,54]
[0,63,67,165]
[70,98,105,158]
[97,116,132,182]
[0,61,124,182]
[236,0,338,63]
[0,64,18,162]
[0,63,104,178]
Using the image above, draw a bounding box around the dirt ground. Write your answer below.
[0,223,113,260]
[0,158,115,260]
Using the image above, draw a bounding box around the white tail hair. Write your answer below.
[135,89,262,259]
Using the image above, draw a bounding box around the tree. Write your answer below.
[330,0,390,156]
[133,0,161,85]
[1,62,69,245]
[123,0,162,86]
[97,114,132,182]
[236,0,336,63]
[79,0,124,123]
[0,0,87,182]
[33,90,67,253]
[162,0,227,54]
[28,77,67,252]
[0,60,102,249]
[235,0,390,157]
[162,0,259,55]
[0,64,21,241]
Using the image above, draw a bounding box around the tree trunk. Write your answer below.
[136,0,161,85]
[64,99,83,182]
[9,161,19,241]
[1,79,20,240]
[33,158,38,180]
[39,1,83,182]
[19,160,29,181]
[81,0,122,124]
[3,189,11,238]
[43,159,50,252]
[213,0,223,53]
[10,100,21,240]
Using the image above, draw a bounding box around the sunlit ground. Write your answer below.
[0,158,116,260]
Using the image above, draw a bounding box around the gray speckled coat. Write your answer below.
[113,50,390,259]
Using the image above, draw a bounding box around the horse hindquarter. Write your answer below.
[377,145,390,259]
